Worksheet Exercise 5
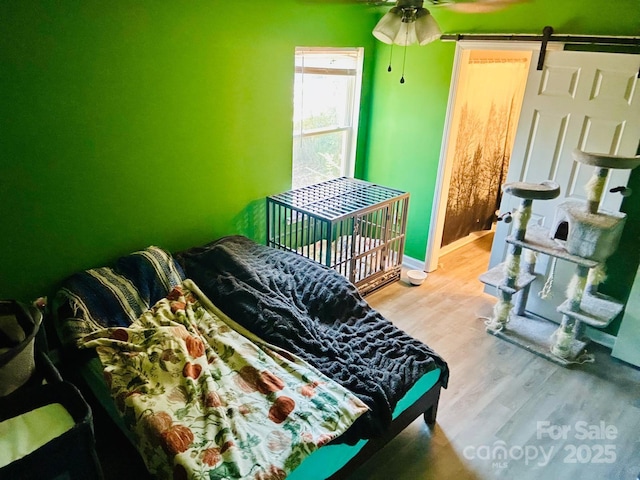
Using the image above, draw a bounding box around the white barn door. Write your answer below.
[488,50,640,324]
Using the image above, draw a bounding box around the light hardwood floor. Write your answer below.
[352,233,640,480]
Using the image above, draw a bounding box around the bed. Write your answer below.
[55,235,448,480]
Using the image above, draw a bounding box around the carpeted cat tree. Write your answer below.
[480,149,640,366]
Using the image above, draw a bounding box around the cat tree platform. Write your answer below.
[479,264,536,295]
[487,314,588,367]
[506,225,599,269]
[557,292,624,329]
[572,150,640,170]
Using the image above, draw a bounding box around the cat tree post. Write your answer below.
[586,167,608,214]
[550,264,589,358]
[513,250,537,317]
[482,182,560,333]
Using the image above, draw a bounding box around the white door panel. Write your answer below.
[489,50,640,324]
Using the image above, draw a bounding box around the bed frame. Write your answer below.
[55,300,443,479]
[52,238,446,479]
[328,380,442,479]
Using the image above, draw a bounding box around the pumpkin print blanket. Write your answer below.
[79,279,368,480]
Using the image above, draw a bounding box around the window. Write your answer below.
[292,47,364,189]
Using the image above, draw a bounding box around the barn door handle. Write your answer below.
[610,185,633,197]
[496,211,513,224]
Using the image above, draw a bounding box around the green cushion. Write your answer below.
[0,403,75,467]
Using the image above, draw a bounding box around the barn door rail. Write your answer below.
[440,26,640,73]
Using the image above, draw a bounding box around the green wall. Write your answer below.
[365,40,456,259]
[0,1,379,302]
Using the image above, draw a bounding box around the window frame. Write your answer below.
[292,47,365,188]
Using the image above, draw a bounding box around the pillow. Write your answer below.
[56,246,185,346]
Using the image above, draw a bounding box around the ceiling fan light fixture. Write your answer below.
[373,0,442,83]
[415,9,441,45]
[394,21,419,46]
[372,1,441,46]
[372,7,403,44]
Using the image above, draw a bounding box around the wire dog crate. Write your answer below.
[266,177,410,295]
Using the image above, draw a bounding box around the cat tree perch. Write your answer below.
[480,149,640,366]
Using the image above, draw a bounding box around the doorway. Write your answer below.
[440,49,530,253]
[425,41,550,272]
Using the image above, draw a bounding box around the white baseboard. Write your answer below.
[402,254,425,271]
[439,228,495,257]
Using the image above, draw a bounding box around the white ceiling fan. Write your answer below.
[372,0,526,46]
[301,0,527,82]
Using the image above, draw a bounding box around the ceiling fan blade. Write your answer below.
[297,0,391,4]
[431,0,527,13]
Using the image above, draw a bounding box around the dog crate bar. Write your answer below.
[266,177,409,295]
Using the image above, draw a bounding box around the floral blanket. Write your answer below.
[79,280,368,480]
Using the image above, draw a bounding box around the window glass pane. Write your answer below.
[292,47,363,190]
[293,73,353,132]
[292,131,348,189]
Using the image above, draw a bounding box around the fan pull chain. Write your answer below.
[400,27,409,84]
[387,44,393,72]
[400,43,408,84]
